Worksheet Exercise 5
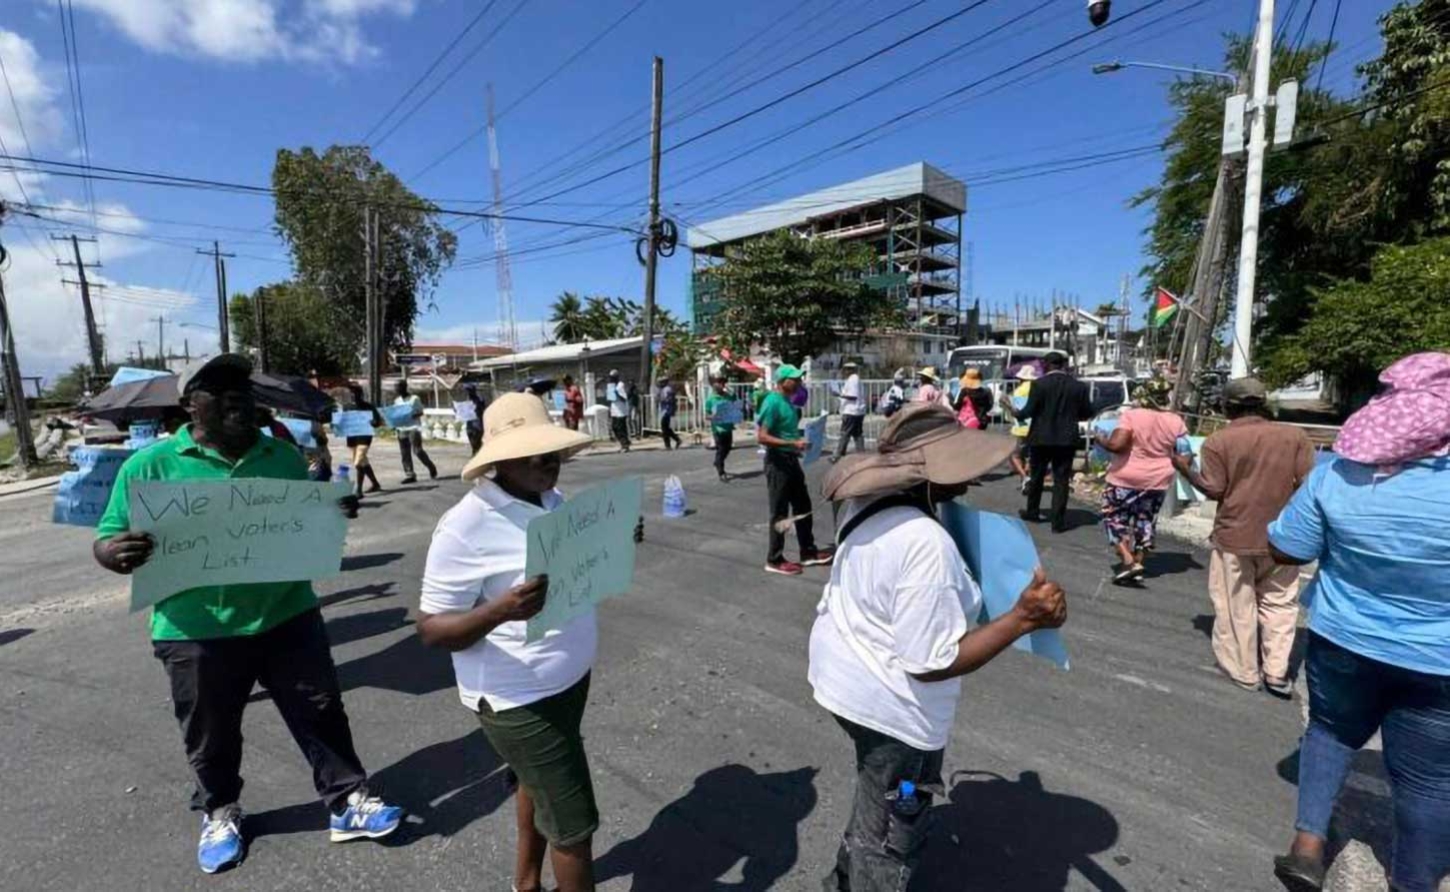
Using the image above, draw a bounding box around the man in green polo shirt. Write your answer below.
[93,353,402,875]
[757,365,833,576]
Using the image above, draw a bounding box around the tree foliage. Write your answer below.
[270,145,457,354]
[230,282,359,376]
[708,230,900,364]
[548,292,688,342]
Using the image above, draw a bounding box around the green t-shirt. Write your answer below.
[96,424,319,641]
[756,390,801,453]
[705,392,736,436]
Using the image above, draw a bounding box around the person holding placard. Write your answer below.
[813,402,1067,892]
[345,384,384,496]
[393,379,438,484]
[705,375,736,482]
[758,365,833,577]
[91,354,402,875]
[418,393,637,892]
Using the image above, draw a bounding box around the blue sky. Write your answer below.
[1,0,1392,380]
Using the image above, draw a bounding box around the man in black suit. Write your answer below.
[1015,351,1094,532]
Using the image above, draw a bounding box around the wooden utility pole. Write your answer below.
[637,56,664,393]
[1172,158,1234,412]
[198,242,235,353]
[0,224,38,469]
[55,234,105,374]
[151,314,167,364]
[255,286,270,373]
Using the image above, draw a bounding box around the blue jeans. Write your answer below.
[1296,633,1450,891]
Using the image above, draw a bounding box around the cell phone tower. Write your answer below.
[486,84,517,350]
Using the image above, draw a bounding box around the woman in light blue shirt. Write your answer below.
[1267,352,1450,892]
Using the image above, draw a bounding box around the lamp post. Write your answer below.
[1091,60,1237,85]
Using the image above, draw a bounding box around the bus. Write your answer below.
[944,344,1131,423]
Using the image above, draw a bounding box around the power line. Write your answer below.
[1314,0,1344,94]
[58,0,100,255]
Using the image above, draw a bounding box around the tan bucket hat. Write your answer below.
[461,392,593,481]
[822,402,1017,501]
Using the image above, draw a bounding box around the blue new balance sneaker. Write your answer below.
[197,805,244,874]
[329,790,403,842]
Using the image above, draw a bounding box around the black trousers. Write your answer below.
[611,416,631,450]
[833,413,865,459]
[399,429,436,478]
[660,413,682,450]
[765,449,816,564]
[152,608,369,815]
[713,429,734,475]
[466,424,482,455]
[1025,444,1077,530]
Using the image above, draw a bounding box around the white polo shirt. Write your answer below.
[420,479,597,712]
[840,374,867,417]
[808,503,982,751]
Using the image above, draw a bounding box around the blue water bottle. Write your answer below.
[334,462,351,484]
[888,780,924,818]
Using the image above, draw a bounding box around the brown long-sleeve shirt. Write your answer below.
[1197,416,1316,555]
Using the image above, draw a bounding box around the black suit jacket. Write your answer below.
[1018,371,1094,448]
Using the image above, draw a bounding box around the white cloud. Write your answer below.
[0,30,63,164]
[66,0,417,65]
[416,319,550,350]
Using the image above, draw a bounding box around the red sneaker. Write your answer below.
[764,561,804,576]
[800,548,836,567]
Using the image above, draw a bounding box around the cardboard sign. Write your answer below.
[52,446,134,527]
[126,479,351,612]
[524,477,643,643]
[453,401,478,422]
[801,415,828,466]
[380,403,418,429]
[710,401,743,425]
[331,410,375,438]
[939,501,1070,670]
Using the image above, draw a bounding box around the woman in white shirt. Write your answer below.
[812,402,1068,892]
[417,393,607,892]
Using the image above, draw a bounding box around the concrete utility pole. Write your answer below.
[0,219,39,469]
[56,234,104,375]
[1231,0,1275,378]
[255,286,270,373]
[637,56,664,394]
[363,205,380,406]
[151,315,167,364]
[198,242,235,354]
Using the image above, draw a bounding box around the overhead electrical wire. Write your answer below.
[1314,0,1343,93]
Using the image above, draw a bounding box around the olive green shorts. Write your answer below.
[476,673,598,847]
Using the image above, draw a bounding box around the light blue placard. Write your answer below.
[801,415,828,465]
[524,477,644,643]
[711,401,744,425]
[1174,435,1207,501]
[552,391,566,411]
[52,446,134,527]
[939,501,1070,670]
[109,367,171,388]
[331,410,374,438]
[1089,417,1119,466]
[379,403,417,429]
[280,419,317,450]
[453,400,478,422]
[126,479,351,612]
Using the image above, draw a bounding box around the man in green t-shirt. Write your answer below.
[704,375,738,482]
[92,353,402,875]
[757,365,834,576]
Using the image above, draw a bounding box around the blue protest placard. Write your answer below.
[126,479,351,612]
[52,446,134,527]
[711,400,744,426]
[1174,435,1207,502]
[453,400,478,422]
[280,419,317,450]
[938,501,1070,670]
[801,415,828,466]
[331,410,375,438]
[379,403,417,429]
[524,476,644,643]
[1088,416,1119,466]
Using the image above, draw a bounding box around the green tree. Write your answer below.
[271,145,457,354]
[549,291,587,342]
[709,230,899,363]
[230,281,360,376]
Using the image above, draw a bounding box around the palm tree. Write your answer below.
[549,292,586,343]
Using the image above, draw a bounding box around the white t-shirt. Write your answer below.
[420,479,597,712]
[608,381,630,419]
[840,374,866,417]
[808,503,982,751]
[393,394,423,432]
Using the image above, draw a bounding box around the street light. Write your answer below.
[1087,0,1111,27]
[1092,60,1237,85]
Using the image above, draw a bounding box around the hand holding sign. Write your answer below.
[1014,567,1067,631]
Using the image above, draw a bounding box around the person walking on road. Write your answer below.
[463,383,488,455]
[345,383,383,496]
[954,367,993,430]
[92,354,403,875]
[561,375,584,432]
[1173,378,1313,696]
[914,368,948,406]
[812,402,1068,892]
[1092,378,1187,583]
[418,393,643,892]
[999,365,1039,492]
[657,376,682,450]
[1016,352,1094,533]
[607,370,631,453]
[393,379,438,484]
[831,361,866,461]
[758,365,834,577]
[1267,352,1450,892]
[878,368,908,419]
[705,375,736,481]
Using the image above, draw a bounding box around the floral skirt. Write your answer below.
[1101,485,1166,552]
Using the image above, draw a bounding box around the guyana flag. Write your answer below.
[1151,287,1179,328]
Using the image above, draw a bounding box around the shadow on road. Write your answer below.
[340,552,404,572]
[326,607,411,648]
[913,770,1125,892]
[0,628,35,647]
[317,582,395,610]
[595,764,818,891]
[335,631,454,698]
[1191,614,1214,638]
[1143,550,1204,578]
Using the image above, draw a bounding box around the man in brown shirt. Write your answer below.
[1174,378,1315,696]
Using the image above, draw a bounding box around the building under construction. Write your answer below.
[687,162,966,370]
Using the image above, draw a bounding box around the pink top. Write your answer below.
[916,384,946,405]
[1106,408,1188,491]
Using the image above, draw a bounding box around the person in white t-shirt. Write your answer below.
[393,379,437,483]
[606,369,631,453]
[417,393,640,892]
[831,360,867,462]
[812,402,1068,892]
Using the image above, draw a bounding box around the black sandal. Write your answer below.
[1273,853,1325,891]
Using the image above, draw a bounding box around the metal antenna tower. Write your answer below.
[486,83,517,350]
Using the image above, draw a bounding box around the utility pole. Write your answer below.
[637,56,665,393]
[1231,0,1275,378]
[198,242,235,354]
[0,260,39,470]
[255,286,270,373]
[55,234,105,375]
[151,315,167,365]
[363,205,379,406]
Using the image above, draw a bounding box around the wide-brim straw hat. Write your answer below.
[461,392,593,481]
[918,366,941,382]
[822,402,1017,501]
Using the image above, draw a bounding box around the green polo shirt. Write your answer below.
[96,424,319,641]
[756,390,801,453]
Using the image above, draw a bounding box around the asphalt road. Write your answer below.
[1,440,1319,891]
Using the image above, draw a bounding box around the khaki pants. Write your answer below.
[1208,550,1302,687]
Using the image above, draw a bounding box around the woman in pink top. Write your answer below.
[1092,378,1187,584]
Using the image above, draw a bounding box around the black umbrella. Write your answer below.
[250,372,336,420]
[77,375,180,424]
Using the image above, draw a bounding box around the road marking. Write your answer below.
[1113,673,1172,694]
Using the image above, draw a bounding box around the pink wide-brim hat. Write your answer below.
[1334,352,1450,465]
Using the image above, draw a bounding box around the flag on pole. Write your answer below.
[1151,287,1179,328]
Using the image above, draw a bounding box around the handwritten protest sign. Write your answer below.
[801,415,828,466]
[710,400,743,425]
[453,401,477,422]
[524,477,643,643]
[939,501,1070,670]
[52,446,134,527]
[331,410,374,438]
[127,479,350,612]
[380,403,417,429]
[280,419,317,449]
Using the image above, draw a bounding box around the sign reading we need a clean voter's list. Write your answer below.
[524,476,643,643]
[126,479,351,612]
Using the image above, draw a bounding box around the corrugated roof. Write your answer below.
[468,337,643,371]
